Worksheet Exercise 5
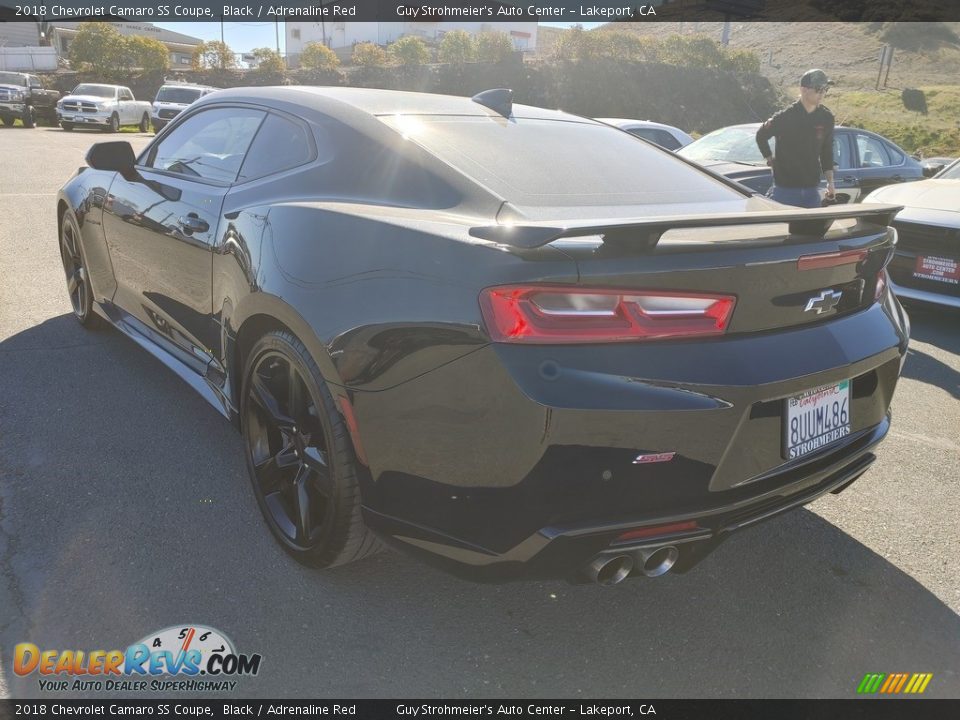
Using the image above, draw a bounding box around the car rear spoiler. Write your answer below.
[469,204,903,249]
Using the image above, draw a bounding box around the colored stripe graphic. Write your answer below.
[857,673,932,694]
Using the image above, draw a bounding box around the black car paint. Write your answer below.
[58,87,910,582]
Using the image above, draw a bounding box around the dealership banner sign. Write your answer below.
[2,0,960,23]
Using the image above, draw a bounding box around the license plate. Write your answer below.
[784,381,850,459]
[913,255,960,285]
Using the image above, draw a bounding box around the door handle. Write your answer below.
[177,213,209,234]
[841,176,856,183]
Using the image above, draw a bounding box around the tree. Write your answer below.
[388,36,430,66]
[124,35,169,73]
[351,42,389,67]
[438,30,476,65]
[250,47,285,73]
[300,41,340,70]
[68,23,125,76]
[191,40,236,70]
[476,31,514,63]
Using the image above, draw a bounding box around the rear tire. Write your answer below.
[59,209,105,329]
[241,331,382,568]
[139,113,149,132]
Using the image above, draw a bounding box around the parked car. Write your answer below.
[151,82,218,133]
[678,123,924,203]
[862,158,960,309]
[57,86,909,584]
[56,83,152,133]
[0,71,60,128]
[595,118,694,150]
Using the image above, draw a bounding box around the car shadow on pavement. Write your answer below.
[900,306,960,400]
[1,315,958,699]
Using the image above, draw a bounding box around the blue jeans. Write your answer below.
[767,185,821,208]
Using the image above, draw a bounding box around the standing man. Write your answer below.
[756,69,836,208]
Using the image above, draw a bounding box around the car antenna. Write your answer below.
[471,88,513,118]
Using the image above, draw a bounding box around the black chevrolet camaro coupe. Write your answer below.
[57,86,910,584]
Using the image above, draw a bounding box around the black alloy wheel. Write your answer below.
[241,331,381,568]
[59,211,102,328]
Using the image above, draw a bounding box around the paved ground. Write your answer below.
[0,127,958,700]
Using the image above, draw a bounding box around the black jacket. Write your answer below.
[756,101,835,188]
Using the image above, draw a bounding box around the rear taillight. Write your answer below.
[875,269,888,302]
[479,285,736,344]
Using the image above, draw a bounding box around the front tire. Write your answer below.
[1,116,13,127]
[105,113,119,133]
[59,210,104,329]
[22,105,36,128]
[139,112,149,132]
[241,331,382,568]
[60,122,74,131]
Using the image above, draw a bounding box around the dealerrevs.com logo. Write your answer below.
[14,625,262,693]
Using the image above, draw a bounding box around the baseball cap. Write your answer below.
[800,69,833,89]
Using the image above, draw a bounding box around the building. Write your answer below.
[51,22,203,68]
[285,21,537,66]
[0,22,42,47]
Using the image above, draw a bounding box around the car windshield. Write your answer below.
[381,115,739,208]
[678,126,769,165]
[935,159,960,180]
[0,72,27,86]
[155,87,204,103]
[72,85,116,98]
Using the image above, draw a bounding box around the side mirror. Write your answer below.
[86,142,135,174]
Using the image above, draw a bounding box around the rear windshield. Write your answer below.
[72,85,116,98]
[380,115,740,207]
[0,72,27,86]
[156,86,205,103]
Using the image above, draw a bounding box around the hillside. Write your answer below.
[536,22,960,155]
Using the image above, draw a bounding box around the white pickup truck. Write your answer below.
[56,83,152,133]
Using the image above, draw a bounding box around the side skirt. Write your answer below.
[93,301,237,423]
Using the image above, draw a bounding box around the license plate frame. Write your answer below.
[783,380,851,460]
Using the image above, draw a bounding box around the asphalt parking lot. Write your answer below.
[0,126,958,700]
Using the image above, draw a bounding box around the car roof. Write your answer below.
[595,118,684,131]
[193,85,583,123]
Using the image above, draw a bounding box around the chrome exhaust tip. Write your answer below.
[636,546,679,578]
[585,554,634,586]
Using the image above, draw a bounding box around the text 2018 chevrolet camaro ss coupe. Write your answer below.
[57,87,909,584]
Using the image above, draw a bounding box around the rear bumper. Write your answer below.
[890,277,960,309]
[357,300,908,581]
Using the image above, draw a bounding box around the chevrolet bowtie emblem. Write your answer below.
[804,289,843,314]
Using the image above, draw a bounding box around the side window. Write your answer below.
[29,76,42,89]
[237,112,314,181]
[832,133,853,169]
[145,107,265,183]
[884,141,905,165]
[120,88,134,101]
[856,134,892,168]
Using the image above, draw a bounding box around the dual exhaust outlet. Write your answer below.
[585,546,679,586]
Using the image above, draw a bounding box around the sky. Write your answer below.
[153,21,602,54]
